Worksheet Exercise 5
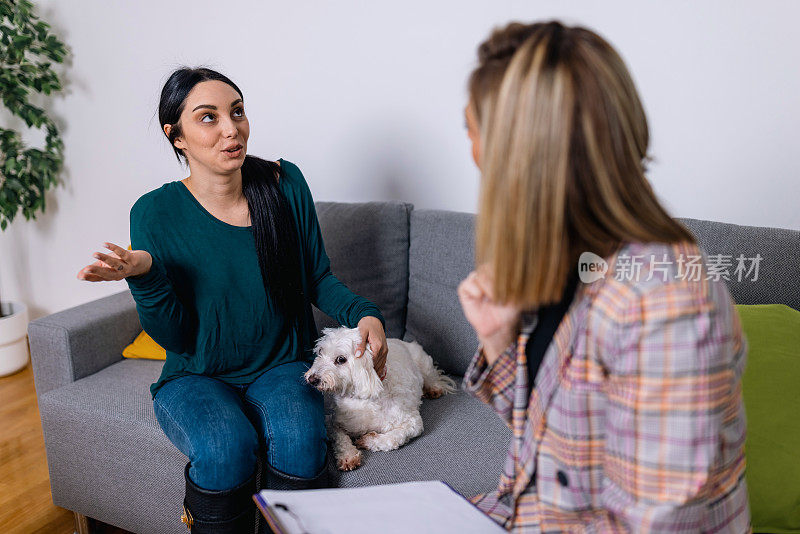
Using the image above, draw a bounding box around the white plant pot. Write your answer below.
[0,301,30,377]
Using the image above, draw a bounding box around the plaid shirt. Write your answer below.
[463,242,751,533]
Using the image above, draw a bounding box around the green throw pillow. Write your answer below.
[737,304,800,533]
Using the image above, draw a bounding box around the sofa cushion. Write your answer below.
[678,218,800,311]
[735,304,800,532]
[403,209,478,375]
[334,387,511,498]
[40,357,509,532]
[37,358,188,534]
[313,201,413,339]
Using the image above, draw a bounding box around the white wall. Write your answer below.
[1,0,798,320]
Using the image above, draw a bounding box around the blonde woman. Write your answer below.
[457,21,751,532]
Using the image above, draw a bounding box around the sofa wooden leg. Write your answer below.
[73,511,91,534]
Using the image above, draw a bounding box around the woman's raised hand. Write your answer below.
[77,242,152,282]
[457,266,522,365]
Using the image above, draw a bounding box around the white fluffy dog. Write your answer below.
[304,327,457,471]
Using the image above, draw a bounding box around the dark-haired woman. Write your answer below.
[77,68,388,533]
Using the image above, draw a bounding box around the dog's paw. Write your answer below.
[423,385,444,399]
[355,431,379,450]
[336,450,362,471]
[355,431,401,451]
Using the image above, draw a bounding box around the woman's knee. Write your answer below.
[267,423,328,479]
[245,361,328,478]
[189,426,260,490]
[153,374,261,490]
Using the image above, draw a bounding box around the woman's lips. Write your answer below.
[223,144,243,158]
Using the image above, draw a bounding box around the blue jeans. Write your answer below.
[153,360,327,491]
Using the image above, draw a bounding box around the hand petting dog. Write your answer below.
[356,315,387,376]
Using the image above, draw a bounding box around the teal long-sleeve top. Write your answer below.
[125,159,385,400]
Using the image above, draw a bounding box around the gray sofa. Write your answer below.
[29,201,800,534]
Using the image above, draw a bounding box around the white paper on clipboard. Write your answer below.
[254,480,506,534]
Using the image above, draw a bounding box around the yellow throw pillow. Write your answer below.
[122,243,168,360]
[123,330,167,360]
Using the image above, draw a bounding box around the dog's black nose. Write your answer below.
[307,374,320,386]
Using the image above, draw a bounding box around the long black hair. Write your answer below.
[158,67,304,332]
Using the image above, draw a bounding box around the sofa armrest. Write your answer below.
[28,290,141,397]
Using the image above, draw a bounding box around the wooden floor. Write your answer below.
[0,360,132,534]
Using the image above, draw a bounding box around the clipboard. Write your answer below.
[252,480,506,534]
[253,491,293,534]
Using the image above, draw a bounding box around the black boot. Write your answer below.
[181,461,258,533]
[257,455,332,534]
[264,459,331,490]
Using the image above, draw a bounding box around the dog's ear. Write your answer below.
[350,349,384,400]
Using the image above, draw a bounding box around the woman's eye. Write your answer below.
[200,113,214,123]
[334,356,347,365]
[233,107,245,118]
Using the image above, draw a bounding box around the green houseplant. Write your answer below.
[0,0,67,374]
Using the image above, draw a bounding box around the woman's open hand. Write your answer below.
[457,266,522,364]
[356,316,388,376]
[77,242,152,282]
